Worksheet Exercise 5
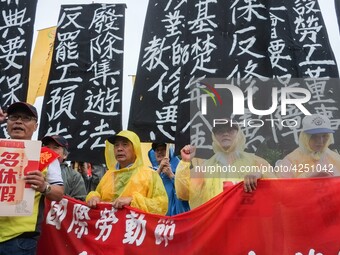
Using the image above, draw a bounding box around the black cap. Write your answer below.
[7,102,38,118]
[107,134,130,144]
[212,119,239,134]
[152,142,166,151]
[42,135,69,149]
[107,130,138,145]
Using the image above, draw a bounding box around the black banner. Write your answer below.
[128,0,187,143]
[179,0,340,158]
[0,0,38,137]
[129,0,339,159]
[38,4,125,164]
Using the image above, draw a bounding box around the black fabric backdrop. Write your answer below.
[0,0,38,138]
[129,0,339,159]
[39,4,125,164]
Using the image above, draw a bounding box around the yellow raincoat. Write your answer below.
[276,132,340,178]
[86,130,168,215]
[175,129,272,209]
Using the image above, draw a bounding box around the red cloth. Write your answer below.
[37,178,340,255]
[39,147,59,171]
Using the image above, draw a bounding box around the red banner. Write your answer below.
[37,178,340,255]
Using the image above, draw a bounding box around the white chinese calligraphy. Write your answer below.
[46,199,69,230]
[122,211,147,246]
[95,207,119,241]
[154,219,176,247]
[67,204,91,238]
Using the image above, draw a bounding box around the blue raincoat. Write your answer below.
[148,146,190,216]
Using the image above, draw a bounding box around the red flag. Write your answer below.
[39,147,59,171]
[37,178,340,254]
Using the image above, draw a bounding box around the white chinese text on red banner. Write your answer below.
[38,178,340,254]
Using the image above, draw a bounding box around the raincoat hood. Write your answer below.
[87,130,169,215]
[212,127,246,154]
[105,130,143,171]
[298,131,334,160]
[207,128,257,177]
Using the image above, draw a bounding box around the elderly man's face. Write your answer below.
[6,111,38,140]
[155,145,166,163]
[114,137,136,168]
[45,141,66,163]
[309,133,330,152]
[214,127,238,150]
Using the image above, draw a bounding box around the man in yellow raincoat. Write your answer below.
[175,122,273,209]
[86,130,168,215]
[275,114,340,178]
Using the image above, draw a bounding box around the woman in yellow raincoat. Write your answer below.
[275,114,340,178]
[86,130,168,215]
[175,122,273,209]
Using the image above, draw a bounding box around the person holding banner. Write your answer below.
[175,121,272,209]
[275,114,340,178]
[0,102,64,255]
[86,130,168,215]
[42,135,87,201]
[149,143,190,215]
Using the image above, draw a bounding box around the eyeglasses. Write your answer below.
[7,115,37,122]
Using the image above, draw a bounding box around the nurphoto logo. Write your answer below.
[198,81,312,128]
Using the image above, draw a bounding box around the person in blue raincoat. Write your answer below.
[149,143,190,216]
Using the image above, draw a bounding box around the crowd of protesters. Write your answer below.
[0,101,339,255]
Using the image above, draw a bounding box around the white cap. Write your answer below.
[302,114,334,134]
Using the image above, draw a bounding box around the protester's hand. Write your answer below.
[157,157,169,174]
[161,159,175,179]
[180,145,196,162]
[24,170,47,193]
[112,197,133,209]
[159,158,174,177]
[243,174,259,193]
[87,196,101,208]
[0,108,7,123]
